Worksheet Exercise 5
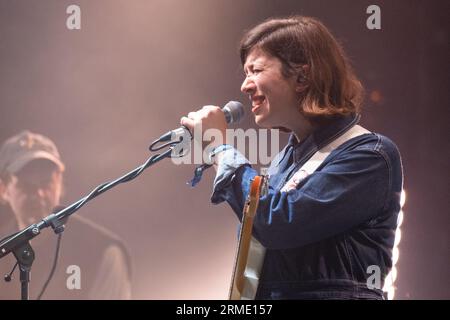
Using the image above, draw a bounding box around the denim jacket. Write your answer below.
[211,114,403,299]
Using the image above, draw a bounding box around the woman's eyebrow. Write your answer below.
[244,59,264,73]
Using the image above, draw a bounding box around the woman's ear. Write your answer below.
[295,65,310,92]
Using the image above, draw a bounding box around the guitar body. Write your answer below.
[229,175,267,300]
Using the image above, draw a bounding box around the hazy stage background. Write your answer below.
[0,0,448,299]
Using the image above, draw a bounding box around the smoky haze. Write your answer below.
[0,0,448,299]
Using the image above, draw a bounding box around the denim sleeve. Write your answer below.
[211,148,258,218]
[213,147,391,250]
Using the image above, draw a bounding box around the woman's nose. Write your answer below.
[240,76,256,94]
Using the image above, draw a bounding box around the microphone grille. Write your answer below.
[223,101,245,124]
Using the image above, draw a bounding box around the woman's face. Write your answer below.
[241,48,302,130]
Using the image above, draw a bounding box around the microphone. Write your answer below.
[157,101,245,143]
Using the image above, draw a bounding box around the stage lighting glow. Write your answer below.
[400,190,406,208]
[394,229,402,246]
[383,189,406,300]
[397,210,404,227]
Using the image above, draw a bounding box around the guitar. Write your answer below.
[229,175,267,300]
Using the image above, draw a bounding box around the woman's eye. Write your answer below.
[243,68,262,77]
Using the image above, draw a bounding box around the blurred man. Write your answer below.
[0,131,132,299]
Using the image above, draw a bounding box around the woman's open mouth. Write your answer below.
[251,96,266,113]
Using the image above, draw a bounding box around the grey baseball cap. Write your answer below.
[0,131,65,175]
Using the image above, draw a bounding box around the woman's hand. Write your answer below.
[180,105,228,152]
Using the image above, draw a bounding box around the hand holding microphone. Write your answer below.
[148,101,244,185]
[155,101,244,145]
[181,106,226,141]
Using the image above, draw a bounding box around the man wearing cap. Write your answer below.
[0,131,132,299]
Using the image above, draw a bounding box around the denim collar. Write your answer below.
[287,113,361,164]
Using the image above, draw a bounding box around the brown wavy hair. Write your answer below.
[239,16,364,119]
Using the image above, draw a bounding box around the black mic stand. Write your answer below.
[14,241,34,300]
[0,139,180,300]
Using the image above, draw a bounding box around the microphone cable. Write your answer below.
[37,232,63,300]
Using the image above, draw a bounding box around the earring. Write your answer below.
[297,72,307,83]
